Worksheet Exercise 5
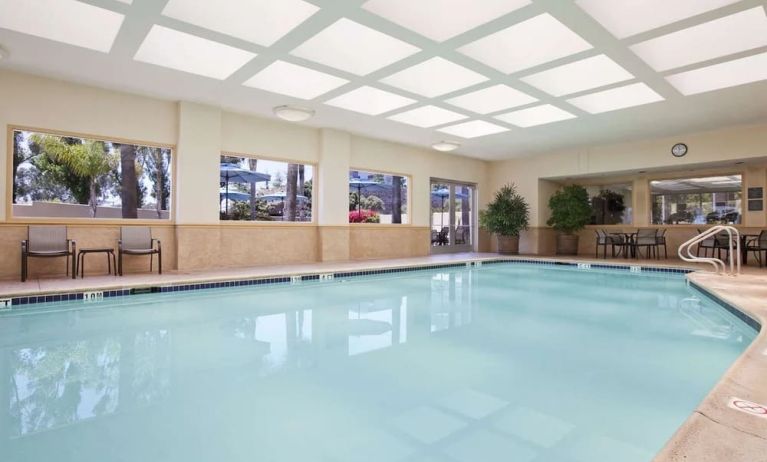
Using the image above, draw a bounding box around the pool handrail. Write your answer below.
[678,225,740,276]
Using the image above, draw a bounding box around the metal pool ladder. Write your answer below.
[678,225,740,276]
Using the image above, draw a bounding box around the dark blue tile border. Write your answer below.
[3,258,696,310]
[688,280,761,332]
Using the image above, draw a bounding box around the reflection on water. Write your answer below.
[10,338,121,437]
[0,267,755,462]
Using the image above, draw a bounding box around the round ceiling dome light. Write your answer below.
[273,105,315,122]
[432,141,460,152]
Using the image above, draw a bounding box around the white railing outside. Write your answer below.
[678,225,740,276]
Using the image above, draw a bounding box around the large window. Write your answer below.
[586,183,632,225]
[219,155,313,222]
[349,170,408,224]
[11,129,172,219]
[651,175,742,225]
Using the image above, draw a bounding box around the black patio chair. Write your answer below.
[118,227,161,276]
[595,229,625,258]
[745,230,767,267]
[633,228,659,259]
[21,225,76,282]
[696,228,716,257]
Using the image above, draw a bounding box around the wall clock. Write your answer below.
[671,143,688,157]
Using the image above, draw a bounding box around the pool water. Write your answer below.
[0,264,756,462]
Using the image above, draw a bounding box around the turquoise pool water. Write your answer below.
[0,264,757,462]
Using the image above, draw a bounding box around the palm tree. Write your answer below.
[248,158,258,220]
[119,144,138,218]
[31,134,117,217]
[392,175,403,224]
[285,164,298,221]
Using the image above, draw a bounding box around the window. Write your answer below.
[651,175,742,225]
[219,155,313,222]
[349,170,408,224]
[586,183,632,225]
[12,129,172,219]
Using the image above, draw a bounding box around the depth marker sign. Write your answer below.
[728,397,767,419]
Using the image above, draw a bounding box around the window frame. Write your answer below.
[648,172,744,227]
[6,125,176,225]
[218,151,318,226]
[348,166,413,226]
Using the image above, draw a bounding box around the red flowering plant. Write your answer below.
[349,210,380,223]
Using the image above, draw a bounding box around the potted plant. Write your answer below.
[547,184,592,255]
[479,183,530,254]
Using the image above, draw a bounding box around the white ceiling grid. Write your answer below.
[0,0,766,159]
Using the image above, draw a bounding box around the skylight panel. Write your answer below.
[387,105,467,128]
[446,84,537,114]
[324,86,416,115]
[291,18,420,75]
[437,120,510,138]
[0,0,124,52]
[458,14,592,74]
[630,7,767,72]
[243,61,349,99]
[380,57,488,98]
[162,0,319,47]
[521,55,634,96]
[495,104,576,127]
[134,26,256,80]
[567,83,664,114]
[665,52,767,95]
[361,0,531,42]
[576,0,742,38]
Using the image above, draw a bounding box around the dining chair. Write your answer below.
[118,227,162,276]
[745,230,767,267]
[633,228,658,259]
[20,226,76,282]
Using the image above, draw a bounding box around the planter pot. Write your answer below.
[497,235,520,255]
[556,234,579,255]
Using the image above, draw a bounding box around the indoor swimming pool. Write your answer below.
[0,263,757,462]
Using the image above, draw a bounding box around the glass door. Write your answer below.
[430,180,475,253]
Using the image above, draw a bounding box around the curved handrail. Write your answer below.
[678,225,740,276]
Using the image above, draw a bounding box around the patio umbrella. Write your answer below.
[349,178,382,215]
[220,163,271,215]
[431,188,469,230]
[219,189,251,203]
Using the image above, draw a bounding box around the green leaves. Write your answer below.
[547,184,592,234]
[479,183,530,237]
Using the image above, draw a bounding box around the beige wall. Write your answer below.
[0,69,490,279]
[490,122,767,255]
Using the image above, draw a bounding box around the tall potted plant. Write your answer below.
[547,184,591,255]
[479,183,530,254]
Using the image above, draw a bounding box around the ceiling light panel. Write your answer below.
[567,83,664,114]
[630,7,767,72]
[380,57,488,97]
[134,26,256,80]
[324,86,416,115]
[387,105,467,128]
[576,0,742,38]
[495,104,576,127]
[243,60,348,99]
[521,54,634,96]
[665,52,767,95]
[446,84,537,114]
[438,120,509,138]
[458,14,592,74]
[0,0,124,52]
[362,0,531,42]
[291,18,420,75]
[162,0,319,47]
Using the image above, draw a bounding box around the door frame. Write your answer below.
[430,178,477,254]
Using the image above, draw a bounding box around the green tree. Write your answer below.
[28,135,92,204]
[31,134,118,217]
[140,147,171,218]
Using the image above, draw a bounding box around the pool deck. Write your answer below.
[1,252,765,460]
